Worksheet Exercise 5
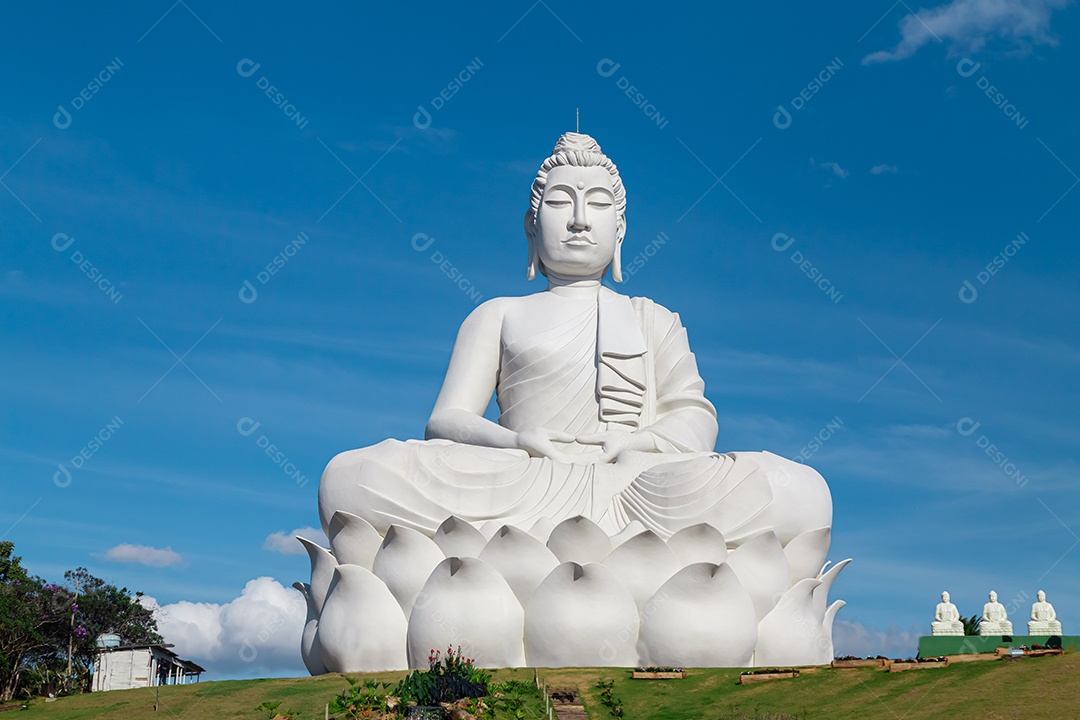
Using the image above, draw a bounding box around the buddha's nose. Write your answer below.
[568,201,591,232]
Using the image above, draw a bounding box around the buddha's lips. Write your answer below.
[563,235,595,246]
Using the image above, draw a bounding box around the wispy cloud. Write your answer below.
[104,543,184,567]
[864,0,1070,64]
[870,164,899,175]
[813,159,850,179]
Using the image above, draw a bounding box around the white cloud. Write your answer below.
[870,164,899,175]
[140,577,306,678]
[833,619,923,659]
[817,160,850,179]
[263,526,327,555]
[863,0,1070,64]
[104,544,184,567]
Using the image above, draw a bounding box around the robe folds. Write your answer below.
[319,289,830,545]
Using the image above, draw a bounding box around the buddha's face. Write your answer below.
[1038,591,1046,602]
[942,592,950,602]
[533,165,621,279]
[989,591,998,602]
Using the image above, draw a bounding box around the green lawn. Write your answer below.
[12,654,1076,719]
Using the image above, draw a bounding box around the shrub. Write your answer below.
[394,647,490,707]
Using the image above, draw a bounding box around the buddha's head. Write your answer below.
[989,590,998,602]
[941,591,950,602]
[1038,590,1046,602]
[524,132,627,282]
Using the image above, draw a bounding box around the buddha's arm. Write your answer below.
[425,300,516,449]
[425,300,576,459]
[641,307,718,453]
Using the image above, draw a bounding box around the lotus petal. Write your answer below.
[783,527,831,585]
[602,531,681,613]
[638,562,757,667]
[725,531,790,622]
[433,516,487,559]
[372,525,446,617]
[292,581,327,676]
[755,577,825,667]
[610,520,647,548]
[479,519,502,540]
[546,516,613,564]
[328,511,382,570]
[478,525,560,607]
[666,523,727,566]
[812,557,851,624]
[524,562,639,667]
[822,599,845,662]
[318,565,408,672]
[528,517,555,544]
[298,536,337,615]
[407,557,525,669]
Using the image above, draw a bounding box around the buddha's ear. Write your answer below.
[524,210,539,281]
[611,215,626,283]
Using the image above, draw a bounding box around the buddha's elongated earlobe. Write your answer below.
[524,210,539,280]
[611,216,626,283]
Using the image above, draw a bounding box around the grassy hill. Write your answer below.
[9,654,1076,719]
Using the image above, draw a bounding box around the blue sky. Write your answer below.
[2,0,1078,678]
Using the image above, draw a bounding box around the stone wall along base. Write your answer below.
[918,634,1077,657]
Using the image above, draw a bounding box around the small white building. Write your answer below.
[92,643,205,692]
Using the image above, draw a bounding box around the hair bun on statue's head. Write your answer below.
[552,132,602,155]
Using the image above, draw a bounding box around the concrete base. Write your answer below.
[918,635,1078,657]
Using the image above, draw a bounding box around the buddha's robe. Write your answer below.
[318,288,830,545]
[1031,602,1056,622]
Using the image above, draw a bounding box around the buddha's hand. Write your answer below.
[577,429,657,464]
[515,427,577,462]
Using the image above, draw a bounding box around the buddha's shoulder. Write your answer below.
[459,294,536,326]
[468,291,571,313]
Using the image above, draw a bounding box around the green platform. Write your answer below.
[918,634,1079,657]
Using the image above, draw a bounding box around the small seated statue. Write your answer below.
[978,590,1013,635]
[931,590,963,636]
[1028,590,1062,635]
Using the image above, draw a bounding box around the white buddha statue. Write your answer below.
[301,133,845,673]
[1028,590,1062,635]
[931,590,963,636]
[978,590,1013,635]
[318,132,832,545]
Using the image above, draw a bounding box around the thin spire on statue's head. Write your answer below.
[576,107,579,133]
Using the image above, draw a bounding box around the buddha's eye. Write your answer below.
[588,200,612,209]
[544,200,572,208]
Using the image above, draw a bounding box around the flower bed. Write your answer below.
[739,668,799,684]
[831,656,887,669]
[631,666,686,679]
[1025,648,1064,658]
[888,657,947,672]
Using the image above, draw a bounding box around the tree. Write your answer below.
[0,543,162,700]
[0,542,70,701]
[960,613,982,637]
[62,567,162,689]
